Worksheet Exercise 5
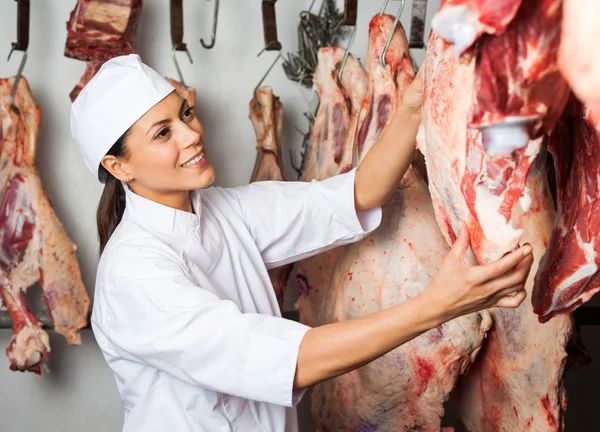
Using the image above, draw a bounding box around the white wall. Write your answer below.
[0,1,597,431]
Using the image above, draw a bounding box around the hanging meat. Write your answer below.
[557,0,600,110]
[294,46,367,328]
[65,0,143,101]
[248,87,290,312]
[0,77,90,374]
[418,31,573,431]
[298,15,490,431]
[432,0,569,158]
[532,100,600,321]
[431,0,522,57]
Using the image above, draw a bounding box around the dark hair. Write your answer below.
[97,129,130,254]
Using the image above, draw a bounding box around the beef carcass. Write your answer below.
[431,0,522,57]
[248,87,289,311]
[418,32,572,431]
[295,47,367,328]
[301,15,490,431]
[532,100,600,321]
[557,0,600,110]
[65,0,143,101]
[0,77,90,374]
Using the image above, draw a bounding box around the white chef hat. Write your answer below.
[70,54,175,181]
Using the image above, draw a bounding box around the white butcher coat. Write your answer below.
[91,168,382,432]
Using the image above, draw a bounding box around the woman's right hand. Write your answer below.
[426,221,534,321]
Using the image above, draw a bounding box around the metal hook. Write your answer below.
[7,49,27,111]
[337,26,357,83]
[379,0,406,67]
[172,45,193,84]
[253,45,283,106]
[200,0,219,49]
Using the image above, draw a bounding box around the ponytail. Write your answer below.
[96,130,130,255]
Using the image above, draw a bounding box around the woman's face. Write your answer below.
[105,91,215,199]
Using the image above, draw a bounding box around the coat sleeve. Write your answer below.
[102,249,311,408]
[222,168,382,269]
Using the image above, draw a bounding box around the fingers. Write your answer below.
[483,253,534,293]
[493,289,527,308]
[449,221,470,260]
[478,245,533,282]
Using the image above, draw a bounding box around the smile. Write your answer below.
[181,151,205,168]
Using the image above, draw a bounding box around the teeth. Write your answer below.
[182,152,204,167]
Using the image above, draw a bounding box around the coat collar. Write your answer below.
[123,185,201,238]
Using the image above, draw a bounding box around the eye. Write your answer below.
[182,106,195,120]
[154,126,171,140]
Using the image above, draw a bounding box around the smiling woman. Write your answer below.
[68,54,534,432]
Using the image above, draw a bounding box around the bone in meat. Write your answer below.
[431,0,523,58]
[532,100,600,322]
[294,46,366,328]
[303,15,490,431]
[468,0,569,157]
[248,87,290,312]
[0,77,90,374]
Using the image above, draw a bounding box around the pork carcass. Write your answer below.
[418,32,572,431]
[295,47,367,328]
[0,77,90,374]
[301,15,490,431]
[248,87,289,311]
[557,0,600,110]
[431,0,522,57]
[65,0,143,101]
[532,100,600,322]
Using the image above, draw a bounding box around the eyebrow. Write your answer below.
[146,98,188,136]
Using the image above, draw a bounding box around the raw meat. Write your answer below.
[65,0,143,101]
[468,0,570,157]
[354,14,415,165]
[557,0,600,110]
[452,157,573,432]
[0,77,90,374]
[248,87,289,311]
[419,31,572,432]
[431,0,522,57]
[532,100,600,322]
[294,47,367,328]
[300,15,490,431]
[299,48,351,182]
[417,32,543,264]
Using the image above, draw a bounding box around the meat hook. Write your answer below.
[200,0,219,49]
[170,0,193,84]
[379,0,406,67]
[337,25,357,83]
[253,43,283,106]
[171,45,193,85]
[8,0,30,112]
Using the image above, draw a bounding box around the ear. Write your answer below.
[100,155,132,182]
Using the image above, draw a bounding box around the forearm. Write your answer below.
[293,291,448,390]
[354,105,421,212]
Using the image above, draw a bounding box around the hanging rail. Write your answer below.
[408,0,427,49]
[261,0,282,51]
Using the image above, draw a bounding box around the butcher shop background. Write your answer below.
[0,0,599,431]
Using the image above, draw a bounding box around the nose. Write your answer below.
[178,119,202,149]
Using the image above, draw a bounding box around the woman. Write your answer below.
[71,54,533,432]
